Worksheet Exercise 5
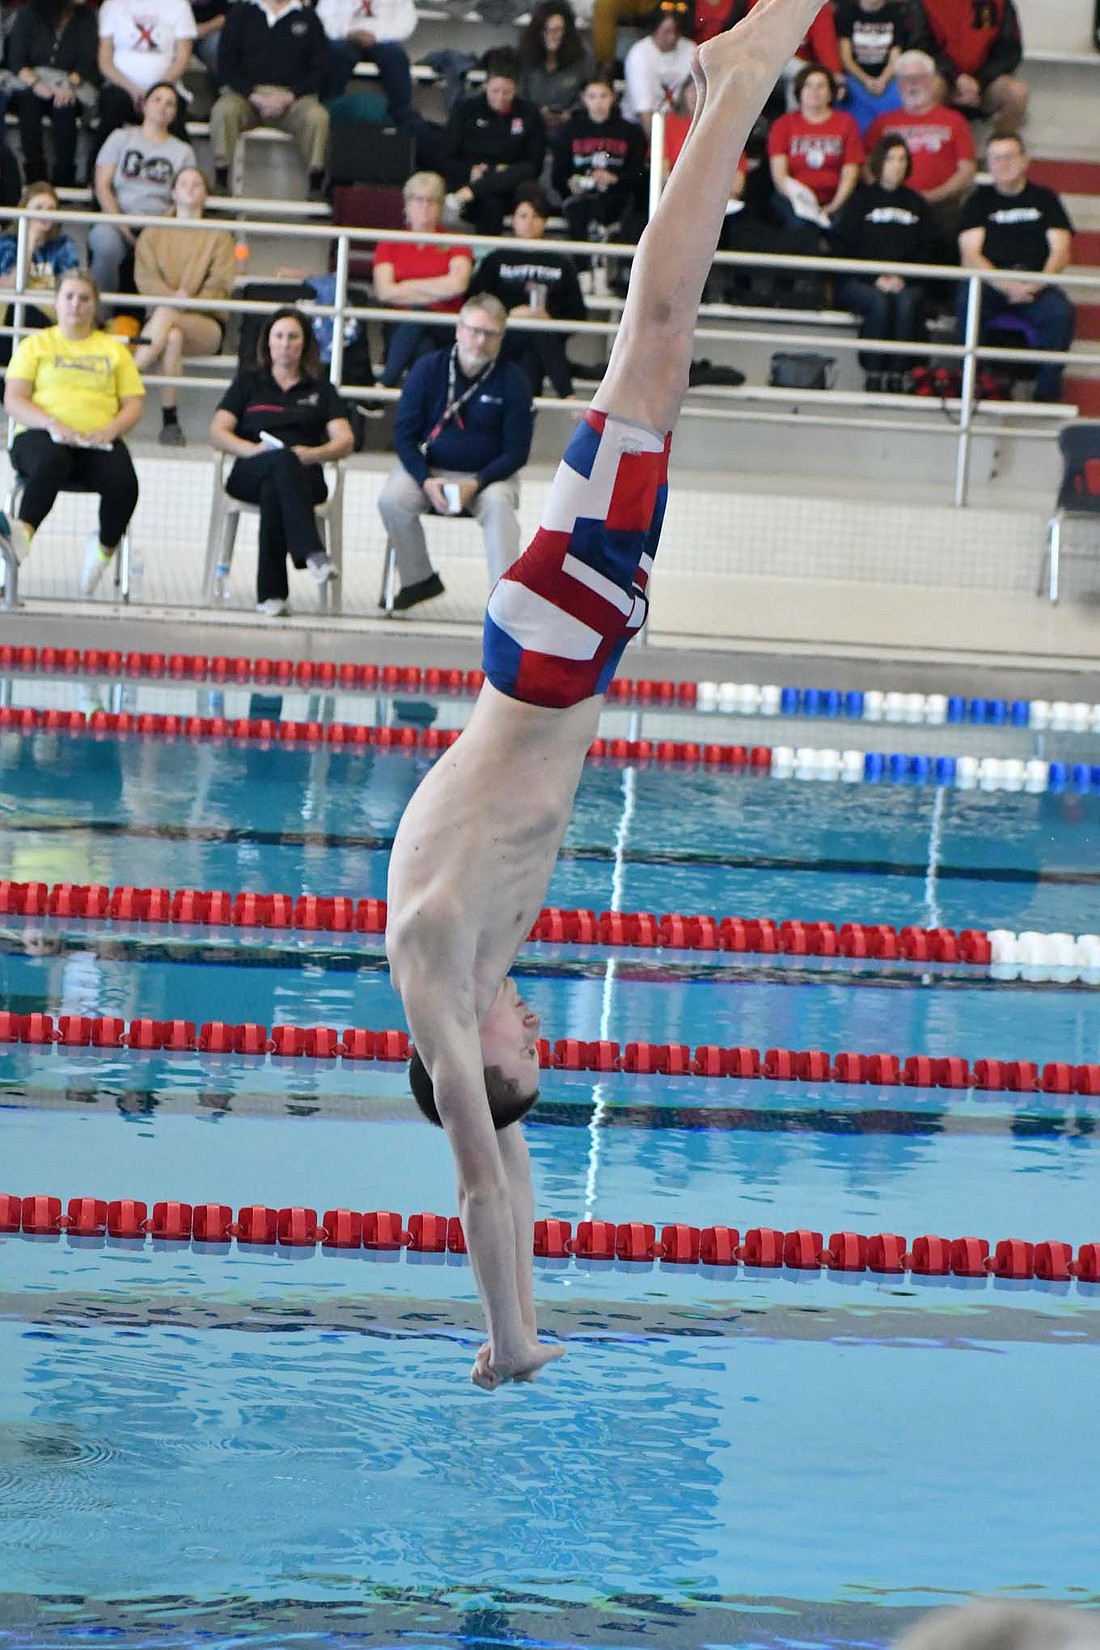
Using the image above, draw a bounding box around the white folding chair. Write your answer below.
[0,457,132,608]
[203,451,345,613]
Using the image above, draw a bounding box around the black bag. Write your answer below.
[328,122,415,187]
[768,351,835,390]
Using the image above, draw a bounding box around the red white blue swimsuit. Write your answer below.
[482,410,671,708]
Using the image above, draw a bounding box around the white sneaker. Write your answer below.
[79,532,112,597]
[306,551,337,585]
[5,517,34,565]
[256,597,289,617]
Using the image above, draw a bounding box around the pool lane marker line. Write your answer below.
[4,644,1099,735]
[1,1012,1099,1097]
[5,880,1100,978]
[3,703,1097,792]
[3,1196,1099,1285]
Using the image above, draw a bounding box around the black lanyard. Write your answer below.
[419,347,492,456]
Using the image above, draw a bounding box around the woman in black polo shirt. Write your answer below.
[211,307,355,616]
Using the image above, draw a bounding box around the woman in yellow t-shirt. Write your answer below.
[2,269,145,597]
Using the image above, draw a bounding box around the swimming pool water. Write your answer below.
[2,699,1099,1650]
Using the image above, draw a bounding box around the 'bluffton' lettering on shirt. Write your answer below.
[988,206,1043,225]
[865,205,920,225]
[494,260,567,284]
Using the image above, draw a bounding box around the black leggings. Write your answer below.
[226,447,327,603]
[11,429,139,549]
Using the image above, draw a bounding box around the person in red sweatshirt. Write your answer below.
[912,0,1028,133]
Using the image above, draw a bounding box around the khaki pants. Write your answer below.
[210,90,329,174]
[590,0,652,66]
[378,463,521,589]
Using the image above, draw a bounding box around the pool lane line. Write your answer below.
[5,879,1100,978]
[5,642,1099,736]
[4,1196,1100,1286]
[1,1011,1099,1097]
[5,704,1100,793]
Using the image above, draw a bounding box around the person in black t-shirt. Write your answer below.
[835,0,912,133]
[956,132,1075,402]
[833,133,931,389]
[210,308,355,615]
[468,184,586,398]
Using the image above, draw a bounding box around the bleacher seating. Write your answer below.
[0,0,1098,616]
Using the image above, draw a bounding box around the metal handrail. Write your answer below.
[1,201,1096,513]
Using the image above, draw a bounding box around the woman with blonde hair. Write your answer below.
[132,166,235,446]
[373,171,473,387]
[2,269,145,597]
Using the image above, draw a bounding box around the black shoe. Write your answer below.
[864,371,885,393]
[388,572,444,612]
[886,372,907,394]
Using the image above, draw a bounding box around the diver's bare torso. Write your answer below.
[386,681,603,1017]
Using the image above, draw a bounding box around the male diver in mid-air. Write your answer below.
[387,0,833,1390]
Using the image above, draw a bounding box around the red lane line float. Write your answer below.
[0,881,1012,971]
[4,1195,1097,1283]
[1,1007,1098,1096]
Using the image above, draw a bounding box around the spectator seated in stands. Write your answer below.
[517,1,592,142]
[6,0,100,188]
[373,170,473,387]
[210,307,354,616]
[1,269,145,597]
[832,134,932,391]
[912,0,1028,135]
[552,73,646,248]
[865,49,976,251]
[377,295,533,613]
[621,3,695,141]
[767,62,862,235]
[443,50,545,237]
[89,81,197,298]
[317,0,417,133]
[132,165,234,446]
[210,0,330,199]
[469,183,586,399]
[835,0,913,134]
[95,0,195,148]
[711,147,823,308]
[0,182,81,354]
[956,131,1075,404]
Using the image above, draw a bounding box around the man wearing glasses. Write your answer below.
[386,0,835,1389]
[377,295,534,611]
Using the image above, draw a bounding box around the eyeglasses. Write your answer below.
[406,193,441,204]
[458,322,504,340]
